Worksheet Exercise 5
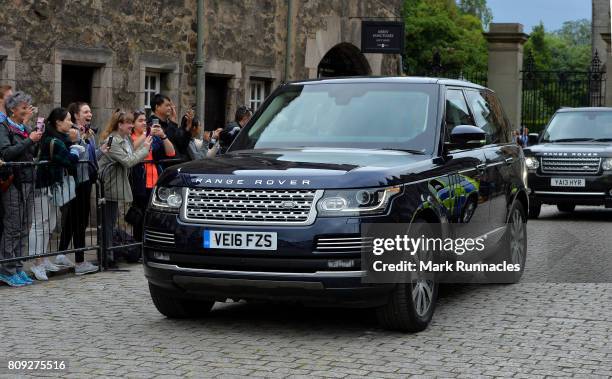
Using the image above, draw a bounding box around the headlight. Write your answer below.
[603,158,612,171]
[151,186,183,212]
[525,156,539,170]
[317,186,402,217]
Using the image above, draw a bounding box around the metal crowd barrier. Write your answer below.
[0,160,100,268]
[97,158,183,270]
[0,158,185,273]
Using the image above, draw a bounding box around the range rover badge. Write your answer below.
[281,201,296,209]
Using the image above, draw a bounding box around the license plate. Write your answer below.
[203,230,277,250]
[551,178,585,187]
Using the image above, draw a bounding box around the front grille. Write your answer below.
[183,188,322,225]
[316,236,373,253]
[540,156,601,174]
[144,230,175,245]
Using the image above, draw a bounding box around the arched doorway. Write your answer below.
[317,43,372,78]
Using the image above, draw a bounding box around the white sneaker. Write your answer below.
[55,254,74,268]
[43,258,61,272]
[31,265,48,281]
[75,261,98,276]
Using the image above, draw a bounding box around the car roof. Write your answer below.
[556,107,612,113]
[288,76,486,90]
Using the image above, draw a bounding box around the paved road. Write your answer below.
[1,205,612,378]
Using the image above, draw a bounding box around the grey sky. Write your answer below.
[487,0,592,33]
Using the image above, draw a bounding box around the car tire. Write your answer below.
[557,203,576,213]
[376,220,438,332]
[148,283,214,319]
[528,202,541,219]
[485,200,527,284]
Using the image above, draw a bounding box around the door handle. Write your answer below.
[476,163,486,173]
[505,157,514,165]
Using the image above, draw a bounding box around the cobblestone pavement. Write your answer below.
[1,205,612,378]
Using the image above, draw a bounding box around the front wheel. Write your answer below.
[376,220,438,332]
[149,283,214,319]
[485,201,527,283]
[376,280,438,332]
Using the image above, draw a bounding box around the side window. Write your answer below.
[484,91,511,143]
[445,89,473,141]
[465,90,502,144]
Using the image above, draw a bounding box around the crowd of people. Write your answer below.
[0,86,253,287]
[513,127,531,147]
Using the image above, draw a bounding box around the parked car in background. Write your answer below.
[524,107,612,218]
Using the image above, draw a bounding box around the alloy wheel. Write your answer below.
[509,209,526,265]
[412,280,435,317]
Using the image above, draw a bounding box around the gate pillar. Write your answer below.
[602,33,611,106]
[484,23,529,130]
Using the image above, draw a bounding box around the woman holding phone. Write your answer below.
[180,113,221,160]
[98,110,151,267]
[129,110,175,241]
[0,91,42,286]
[28,108,88,280]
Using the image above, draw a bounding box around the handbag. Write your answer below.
[124,205,144,226]
[50,175,76,206]
[0,170,14,192]
[48,138,77,206]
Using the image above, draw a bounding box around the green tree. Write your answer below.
[523,20,592,71]
[524,23,552,71]
[402,0,488,75]
[555,19,591,46]
[522,20,595,132]
[457,0,493,30]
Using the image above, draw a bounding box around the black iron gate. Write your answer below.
[521,51,607,132]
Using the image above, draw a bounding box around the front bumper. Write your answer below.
[142,210,398,307]
[527,171,612,207]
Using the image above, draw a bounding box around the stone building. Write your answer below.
[0,0,401,130]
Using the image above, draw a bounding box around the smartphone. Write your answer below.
[107,135,114,148]
[146,125,152,137]
[36,117,45,133]
[151,118,160,127]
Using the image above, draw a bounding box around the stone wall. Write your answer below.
[0,0,401,129]
[593,0,611,60]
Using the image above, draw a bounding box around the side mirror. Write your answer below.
[448,125,487,150]
[528,133,540,146]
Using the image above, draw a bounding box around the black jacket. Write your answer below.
[35,134,79,189]
[148,115,190,161]
[0,120,37,184]
[219,121,242,154]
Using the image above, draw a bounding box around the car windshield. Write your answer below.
[541,111,612,142]
[230,82,439,154]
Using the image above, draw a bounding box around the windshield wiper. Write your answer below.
[588,138,612,142]
[546,138,595,142]
[378,148,426,155]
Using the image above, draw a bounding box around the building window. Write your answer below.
[61,64,95,107]
[144,72,161,109]
[249,80,266,110]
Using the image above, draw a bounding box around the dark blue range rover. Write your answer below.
[143,77,528,332]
